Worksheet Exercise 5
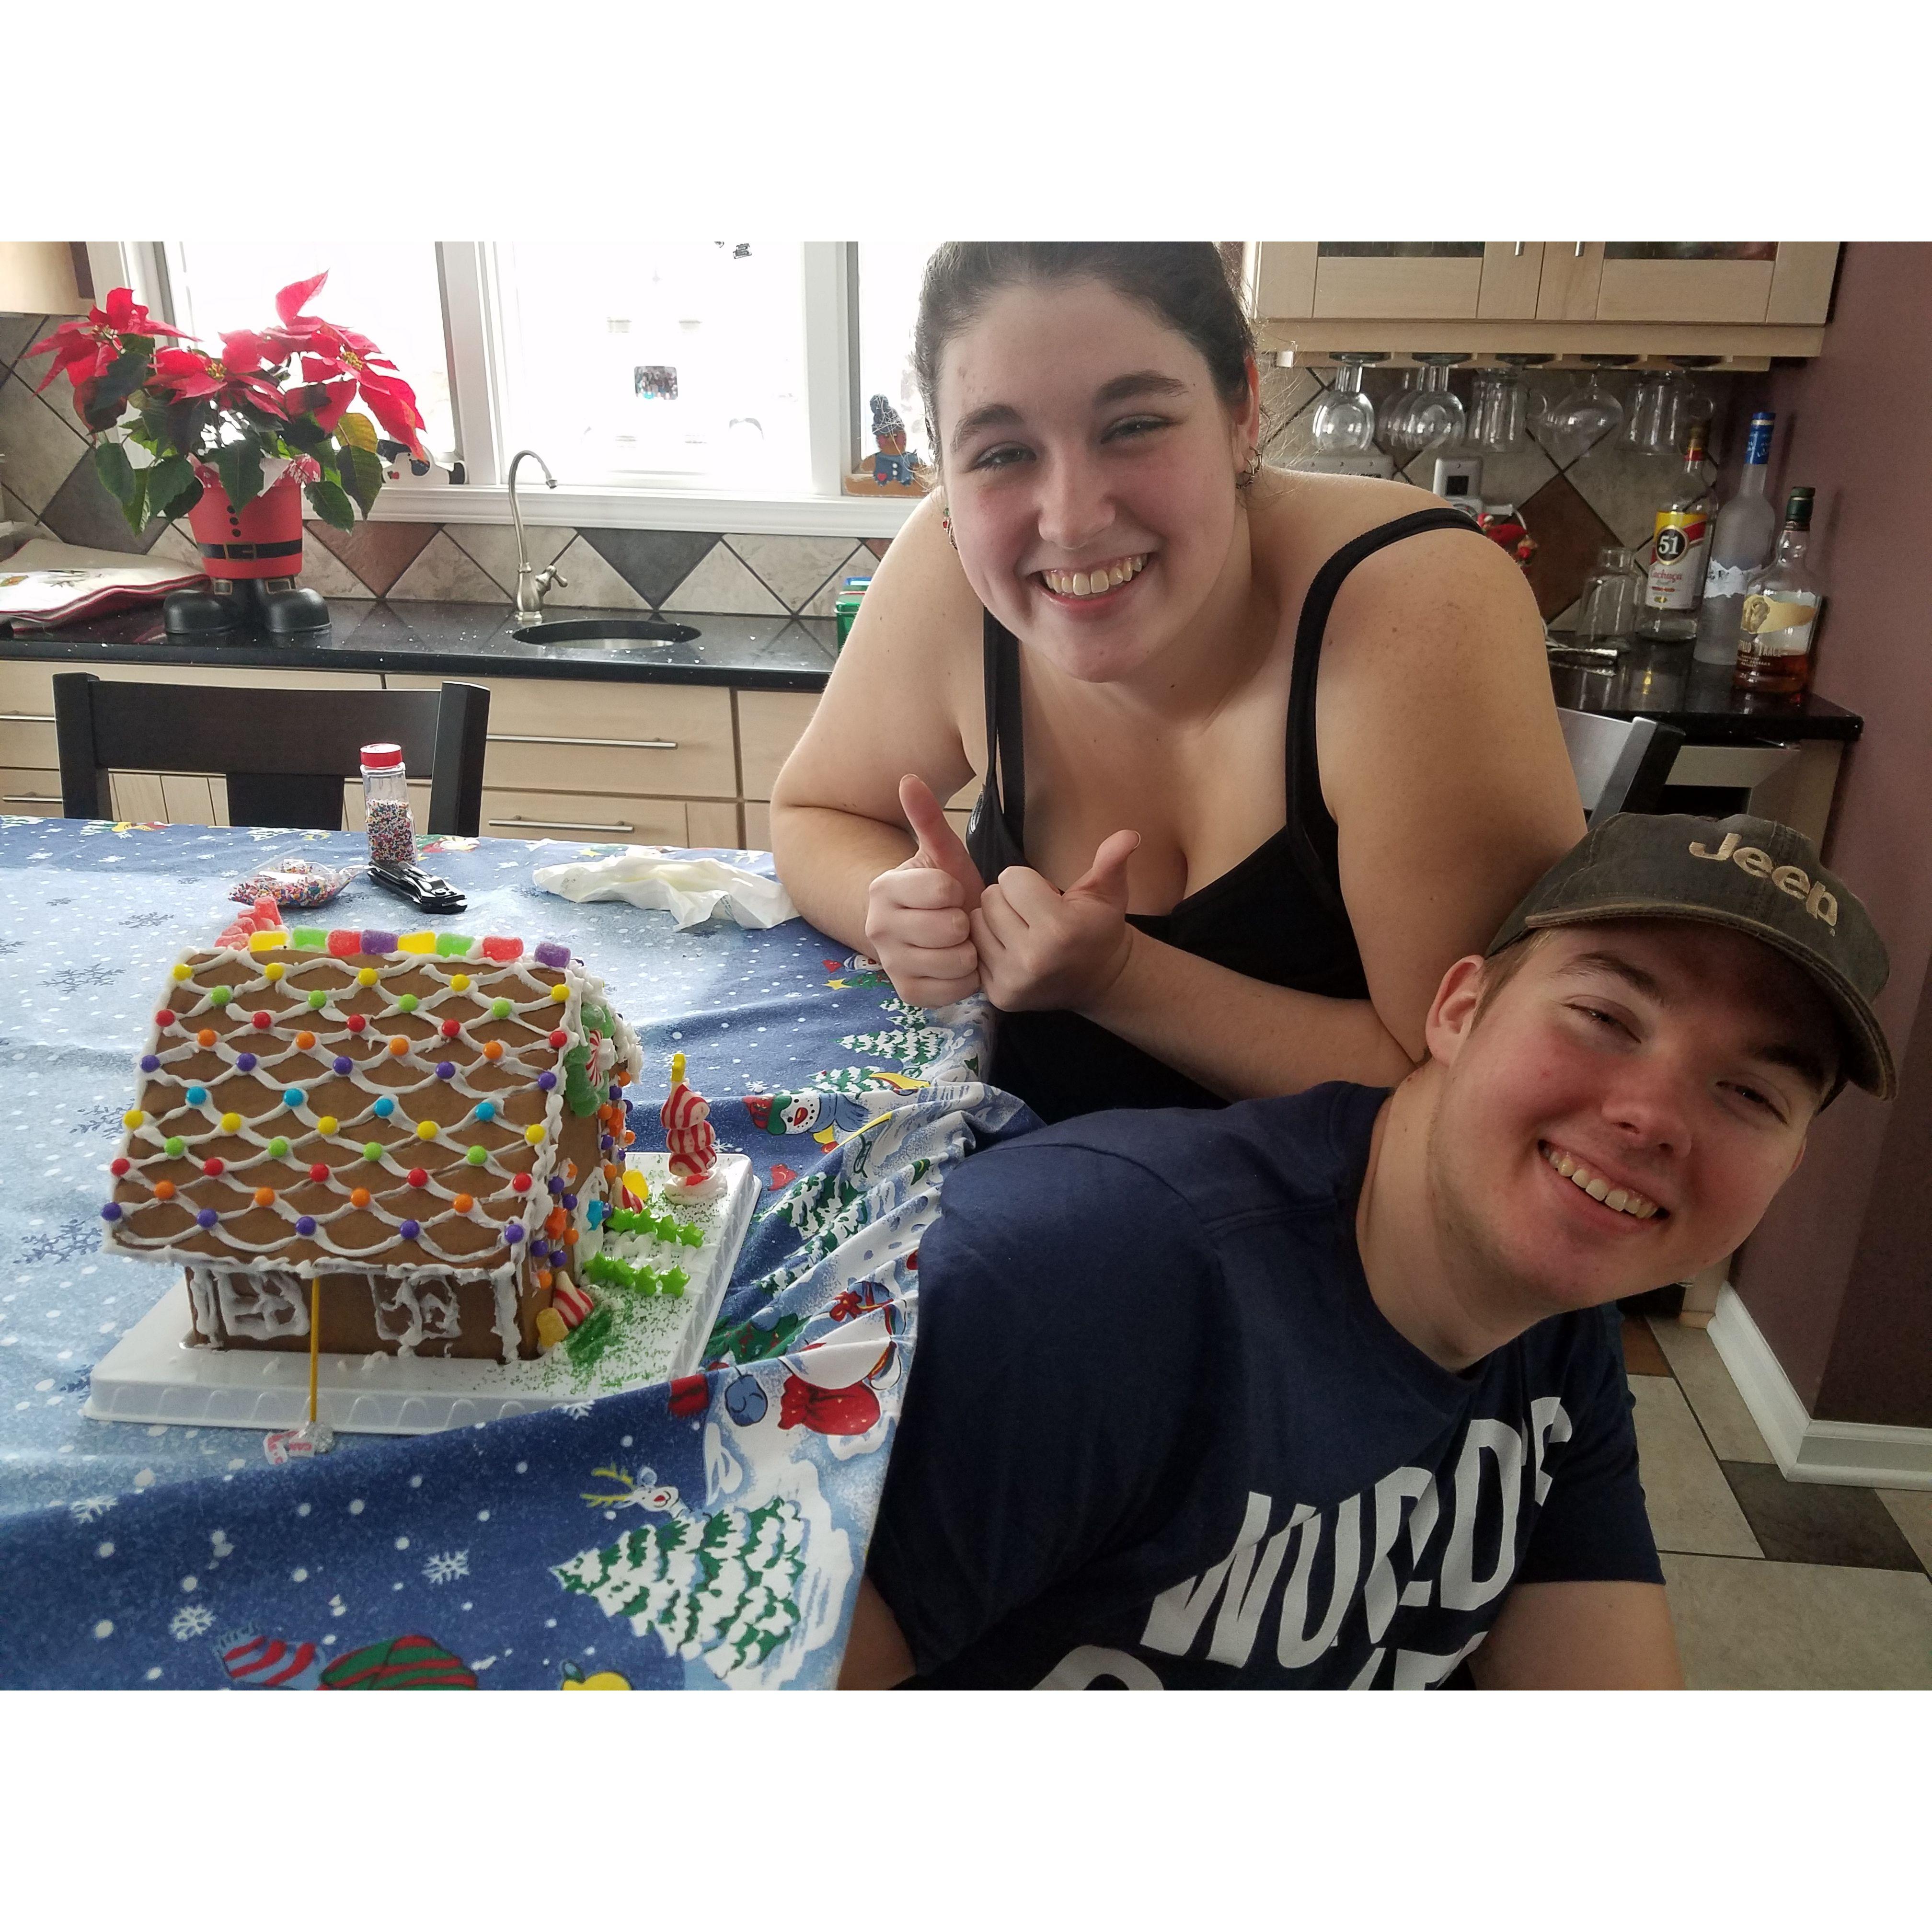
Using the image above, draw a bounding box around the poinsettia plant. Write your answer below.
[24,273,431,535]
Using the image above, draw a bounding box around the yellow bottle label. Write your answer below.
[1645,511,1711,610]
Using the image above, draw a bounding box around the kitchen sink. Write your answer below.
[510,618,700,647]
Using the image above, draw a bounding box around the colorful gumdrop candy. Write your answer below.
[481,935,523,964]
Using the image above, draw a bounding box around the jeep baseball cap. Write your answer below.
[1487,812,1895,1099]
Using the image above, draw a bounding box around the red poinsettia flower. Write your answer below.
[148,344,289,419]
[24,287,189,392]
[272,271,430,459]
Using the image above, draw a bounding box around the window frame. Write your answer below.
[91,240,917,540]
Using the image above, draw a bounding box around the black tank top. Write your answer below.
[965,507,1483,1123]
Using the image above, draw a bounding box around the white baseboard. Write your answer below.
[1709,1286,1932,1490]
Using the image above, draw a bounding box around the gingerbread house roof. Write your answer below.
[101,924,642,1288]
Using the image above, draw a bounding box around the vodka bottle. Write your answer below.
[1693,410,1779,664]
[1637,424,1718,643]
[1733,488,1823,698]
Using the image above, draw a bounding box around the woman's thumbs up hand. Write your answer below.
[971,828,1141,1015]
[863,775,984,1011]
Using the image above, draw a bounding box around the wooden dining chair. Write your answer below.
[1556,708,1686,827]
[52,673,492,836]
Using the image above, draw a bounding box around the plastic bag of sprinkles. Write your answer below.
[228,854,361,913]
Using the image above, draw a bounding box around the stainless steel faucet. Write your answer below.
[506,449,567,617]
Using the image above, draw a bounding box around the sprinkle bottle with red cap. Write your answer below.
[360,742,416,866]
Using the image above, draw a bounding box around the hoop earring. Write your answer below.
[1236,446,1262,491]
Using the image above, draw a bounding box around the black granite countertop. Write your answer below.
[0,598,840,692]
[0,598,1863,742]
[1545,636,1862,744]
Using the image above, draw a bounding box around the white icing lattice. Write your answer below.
[106,945,642,1291]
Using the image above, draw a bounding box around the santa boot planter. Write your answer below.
[25,275,429,641]
[169,475,329,640]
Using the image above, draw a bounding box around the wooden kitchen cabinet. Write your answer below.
[1553,243,1838,326]
[1245,240,1839,361]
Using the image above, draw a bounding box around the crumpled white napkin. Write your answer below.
[531,847,799,930]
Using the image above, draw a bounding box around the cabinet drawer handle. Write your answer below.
[488,816,636,833]
[0,713,56,724]
[486,733,678,750]
[1575,242,1586,257]
[3,794,61,805]
[1514,242,1524,257]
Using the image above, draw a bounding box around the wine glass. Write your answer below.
[1377,367,1420,457]
[1309,354,1382,454]
[1542,357,1629,464]
[1404,354,1468,454]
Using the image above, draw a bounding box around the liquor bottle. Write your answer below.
[1733,488,1823,698]
[1693,410,1779,665]
[1637,425,1718,643]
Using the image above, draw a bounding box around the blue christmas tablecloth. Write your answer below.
[0,817,1028,1689]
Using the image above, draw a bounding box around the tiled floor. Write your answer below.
[1623,1313,1932,1688]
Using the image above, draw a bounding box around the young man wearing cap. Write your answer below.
[839,813,1894,1689]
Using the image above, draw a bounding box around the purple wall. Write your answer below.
[1729,243,1932,1426]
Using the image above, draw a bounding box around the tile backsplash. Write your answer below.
[7,308,1737,626]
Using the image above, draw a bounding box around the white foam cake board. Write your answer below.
[83,1154,758,1436]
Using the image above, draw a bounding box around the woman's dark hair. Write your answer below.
[912,243,1255,462]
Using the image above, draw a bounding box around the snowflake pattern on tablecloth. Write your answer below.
[46,960,122,989]
[67,1496,115,1524]
[170,1604,215,1641]
[13,1218,103,1265]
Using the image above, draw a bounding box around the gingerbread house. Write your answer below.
[100,924,643,1363]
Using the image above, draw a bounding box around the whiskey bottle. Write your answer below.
[1733,488,1822,698]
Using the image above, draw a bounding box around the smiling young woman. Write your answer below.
[770,243,1588,1122]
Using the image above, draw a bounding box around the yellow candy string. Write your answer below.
[308,1277,322,1426]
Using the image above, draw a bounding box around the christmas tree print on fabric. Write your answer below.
[553,1496,807,1683]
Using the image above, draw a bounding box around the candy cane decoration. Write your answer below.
[660,1052,718,1194]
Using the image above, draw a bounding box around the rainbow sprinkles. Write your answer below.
[100,923,646,1365]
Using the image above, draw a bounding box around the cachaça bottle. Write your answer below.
[1638,423,1719,644]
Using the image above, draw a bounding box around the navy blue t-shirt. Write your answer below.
[868,1083,1662,1689]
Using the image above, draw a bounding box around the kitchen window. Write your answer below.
[852,238,946,472]
[112,241,919,539]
